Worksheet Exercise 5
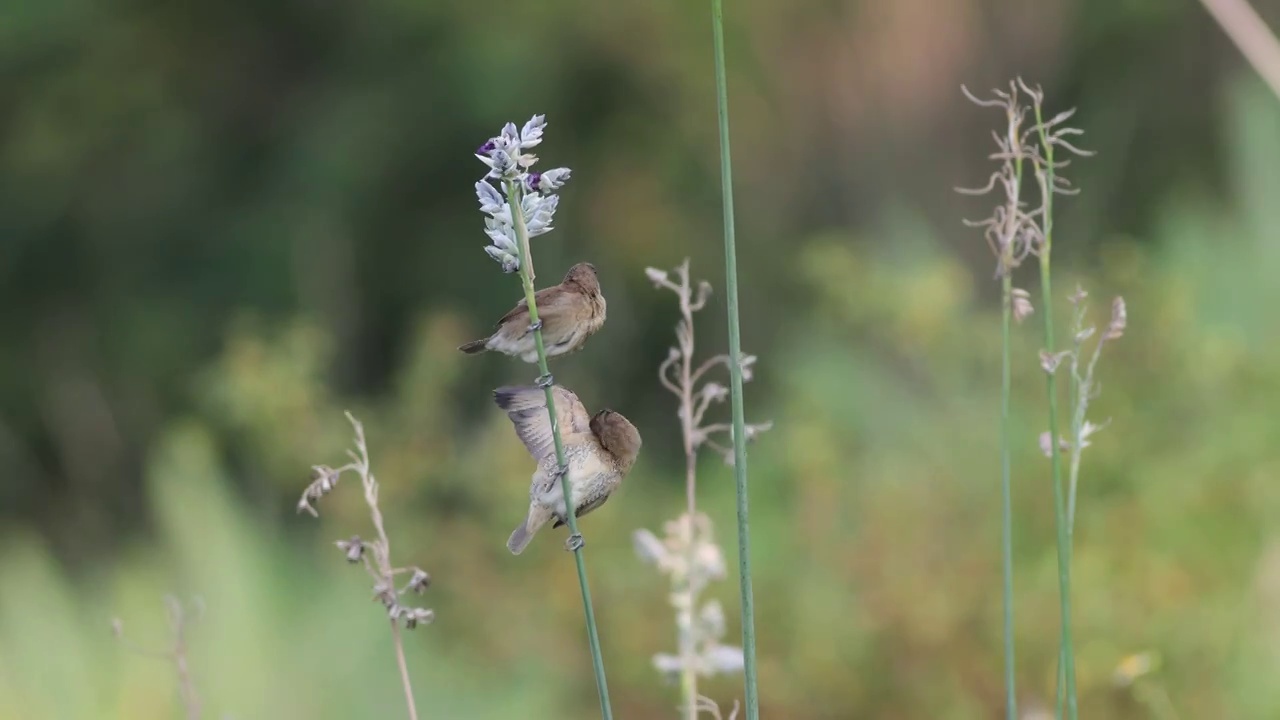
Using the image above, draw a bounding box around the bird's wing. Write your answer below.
[493,385,593,463]
[552,487,612,529]
[496,285,576,328]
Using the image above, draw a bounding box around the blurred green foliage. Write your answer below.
[3,0,1280,717]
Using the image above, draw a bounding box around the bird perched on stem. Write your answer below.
[494,384,642,554]
[459,262,606,363]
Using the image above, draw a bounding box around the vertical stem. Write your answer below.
[1067,371,1084,534]
[506,179,614,720]
[390,622,420,720]
[999,272,1017,720]
[679,273,699,720]
[709,1,760,718]
[1032,105,1077,720]
[680,264,699,520]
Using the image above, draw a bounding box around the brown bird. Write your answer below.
[494,384,642,554]
[458,262,606,363]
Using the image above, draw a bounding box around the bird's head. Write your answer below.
[562,262,600,294]
[590,409,641,468]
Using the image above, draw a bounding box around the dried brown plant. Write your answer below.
[957,79,1094,281]
[112,595,204,720]
[298,412,433,720]
[636,259,771,719]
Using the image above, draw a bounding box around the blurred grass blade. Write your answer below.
[709,0,760,717]
[1000,272,1017,720]
[1030,103,1078,720]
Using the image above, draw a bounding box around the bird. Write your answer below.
[493,384,642,554]
[458,262,606,363]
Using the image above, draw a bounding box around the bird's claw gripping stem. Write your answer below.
[535,373,554,388]
[552,463,569,479]
[528,319,543,332]
[564,534,584,552]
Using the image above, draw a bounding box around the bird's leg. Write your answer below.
[523,319,543,338]
[535,373,554,388]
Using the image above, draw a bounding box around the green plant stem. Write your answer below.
[1057,355,1082,720]
[505,179,614,720]
[709,2,760,718]
[1068,348,1083,534]
[999,271,1017,720]
[1032,106,1077,720]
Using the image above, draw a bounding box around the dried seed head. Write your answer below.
[336,536,365,563]
[1104,297,1127,340]
[699,600,727,639]
[1013,288,1034,322]
[1011,288,1034,324]
[1038,432,1070,458]
[1069,284,1088,306]
[701,644,747,675]
[701,382,729,404]
[297,465,343,516]
[406,568,432,595]
[401,607,435,629]
[742,421,773,441]
[633,528,668,566]
[1039,350,1070,374]
[372,580,396,608]
[1079,420,1105,448]
[692,281,713,310]
[1074,326,1096,344]
[652,653,684,676]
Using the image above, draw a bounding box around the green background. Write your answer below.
[3,0,1279,717]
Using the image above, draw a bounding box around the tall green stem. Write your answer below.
[505,179,614,720]
[709,1,760,718]
[1031,107,1077,720]
[999,271,1017,720]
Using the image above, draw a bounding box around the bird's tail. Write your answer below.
[493,385,546,413]
[458,337,491,354]
[507,506,550,555]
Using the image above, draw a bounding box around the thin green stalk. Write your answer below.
[505,179,614,720]
[999,136,1028,720]
[1031,106,1077,720]
[709,1,760,718]
[1067,352,1083,533]
[999,271,1017,720]
[1054,357,1088,719]
[1057,344,1082,720]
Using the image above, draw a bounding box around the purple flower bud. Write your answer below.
[477,140,495,154]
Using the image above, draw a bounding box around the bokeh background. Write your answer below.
[3,0,1280,717]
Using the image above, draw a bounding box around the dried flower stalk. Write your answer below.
[638,260,771,719]
[960,79,1095,720]
[298,412,433,720]
[112,596,204,720]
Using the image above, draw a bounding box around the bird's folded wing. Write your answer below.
[493,385,593,462]
[498,285,576,329]
[552,488,612,528]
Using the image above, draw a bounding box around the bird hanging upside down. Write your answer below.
[459,262,606,363]
[493,384,642,554]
